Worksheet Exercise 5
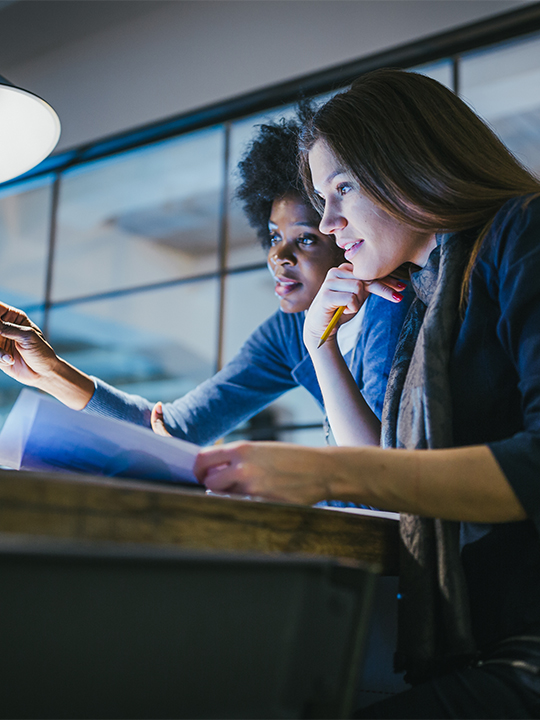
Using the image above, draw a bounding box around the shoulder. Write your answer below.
[472,194,540,288]
[471,194,540,304]
[494,193,540,226]
[480,194,540,266]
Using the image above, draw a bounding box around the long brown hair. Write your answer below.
[299,68,540,302]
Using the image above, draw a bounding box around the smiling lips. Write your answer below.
[274,276,301,297]
[342,240,364,261]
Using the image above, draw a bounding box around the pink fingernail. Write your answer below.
[392,293,402,302]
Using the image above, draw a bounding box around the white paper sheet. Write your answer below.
[0,389,200,485]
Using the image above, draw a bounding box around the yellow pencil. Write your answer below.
[317,306,346,348]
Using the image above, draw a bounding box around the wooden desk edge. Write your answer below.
[0,469,400,574]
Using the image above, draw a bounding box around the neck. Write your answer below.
[413,233,438,268]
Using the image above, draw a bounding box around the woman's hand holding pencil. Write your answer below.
[304,263,407,352]
[317,306,347,348]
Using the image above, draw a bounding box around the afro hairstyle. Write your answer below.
[236,104,318,249]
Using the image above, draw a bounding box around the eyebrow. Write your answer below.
[313,169,348,195]
[326,169,347,184]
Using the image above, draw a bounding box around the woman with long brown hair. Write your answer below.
[195,69,540,717]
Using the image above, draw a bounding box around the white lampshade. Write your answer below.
[0,75,61,184]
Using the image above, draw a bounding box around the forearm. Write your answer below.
[35,357,95,410]
[310,338,381,446]
[196,437,526,522]
[329,443,526,522]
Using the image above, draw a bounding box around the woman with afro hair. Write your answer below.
[0,109,409,448]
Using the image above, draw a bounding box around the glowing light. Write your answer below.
[0,79,61,184]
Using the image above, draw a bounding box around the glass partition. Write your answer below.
[460,32,540,177]
[411,58,453,88]
[47,279,220,404]
[222,267,325,439]
[224,414,326,446]
[53,127,225,301]
[0,175,53,321]
[221,267,278,364]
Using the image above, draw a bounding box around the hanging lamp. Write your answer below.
[0,74,61,184]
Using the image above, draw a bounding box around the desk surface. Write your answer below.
[0,469,399,574]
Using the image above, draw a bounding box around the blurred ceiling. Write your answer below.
[0,0,159,70]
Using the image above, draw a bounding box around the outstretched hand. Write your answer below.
[303,263,406,352]
[0,302,59,387]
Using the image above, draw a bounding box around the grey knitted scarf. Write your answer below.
[381,230,478,685]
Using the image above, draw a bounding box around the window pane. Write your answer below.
[46,279,220,403]
[224,418,325,446]
[268,384,325,438]
[460,33,540,177]
[411,59,453,89]
[222,267,278,364]
[53,127,225,301]
[222,268,325,432]
[278,425,326,446]
[0,176,52,317]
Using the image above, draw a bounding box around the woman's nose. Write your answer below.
[269,240,295,265]
[319,202,345,235]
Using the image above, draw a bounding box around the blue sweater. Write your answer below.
[85,292,411,446]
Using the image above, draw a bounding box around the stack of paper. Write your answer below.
[0,389,200,486]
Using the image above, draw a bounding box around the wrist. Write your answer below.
[36,357,95,410]
[308,333,342,363]
[326,446,381,505]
